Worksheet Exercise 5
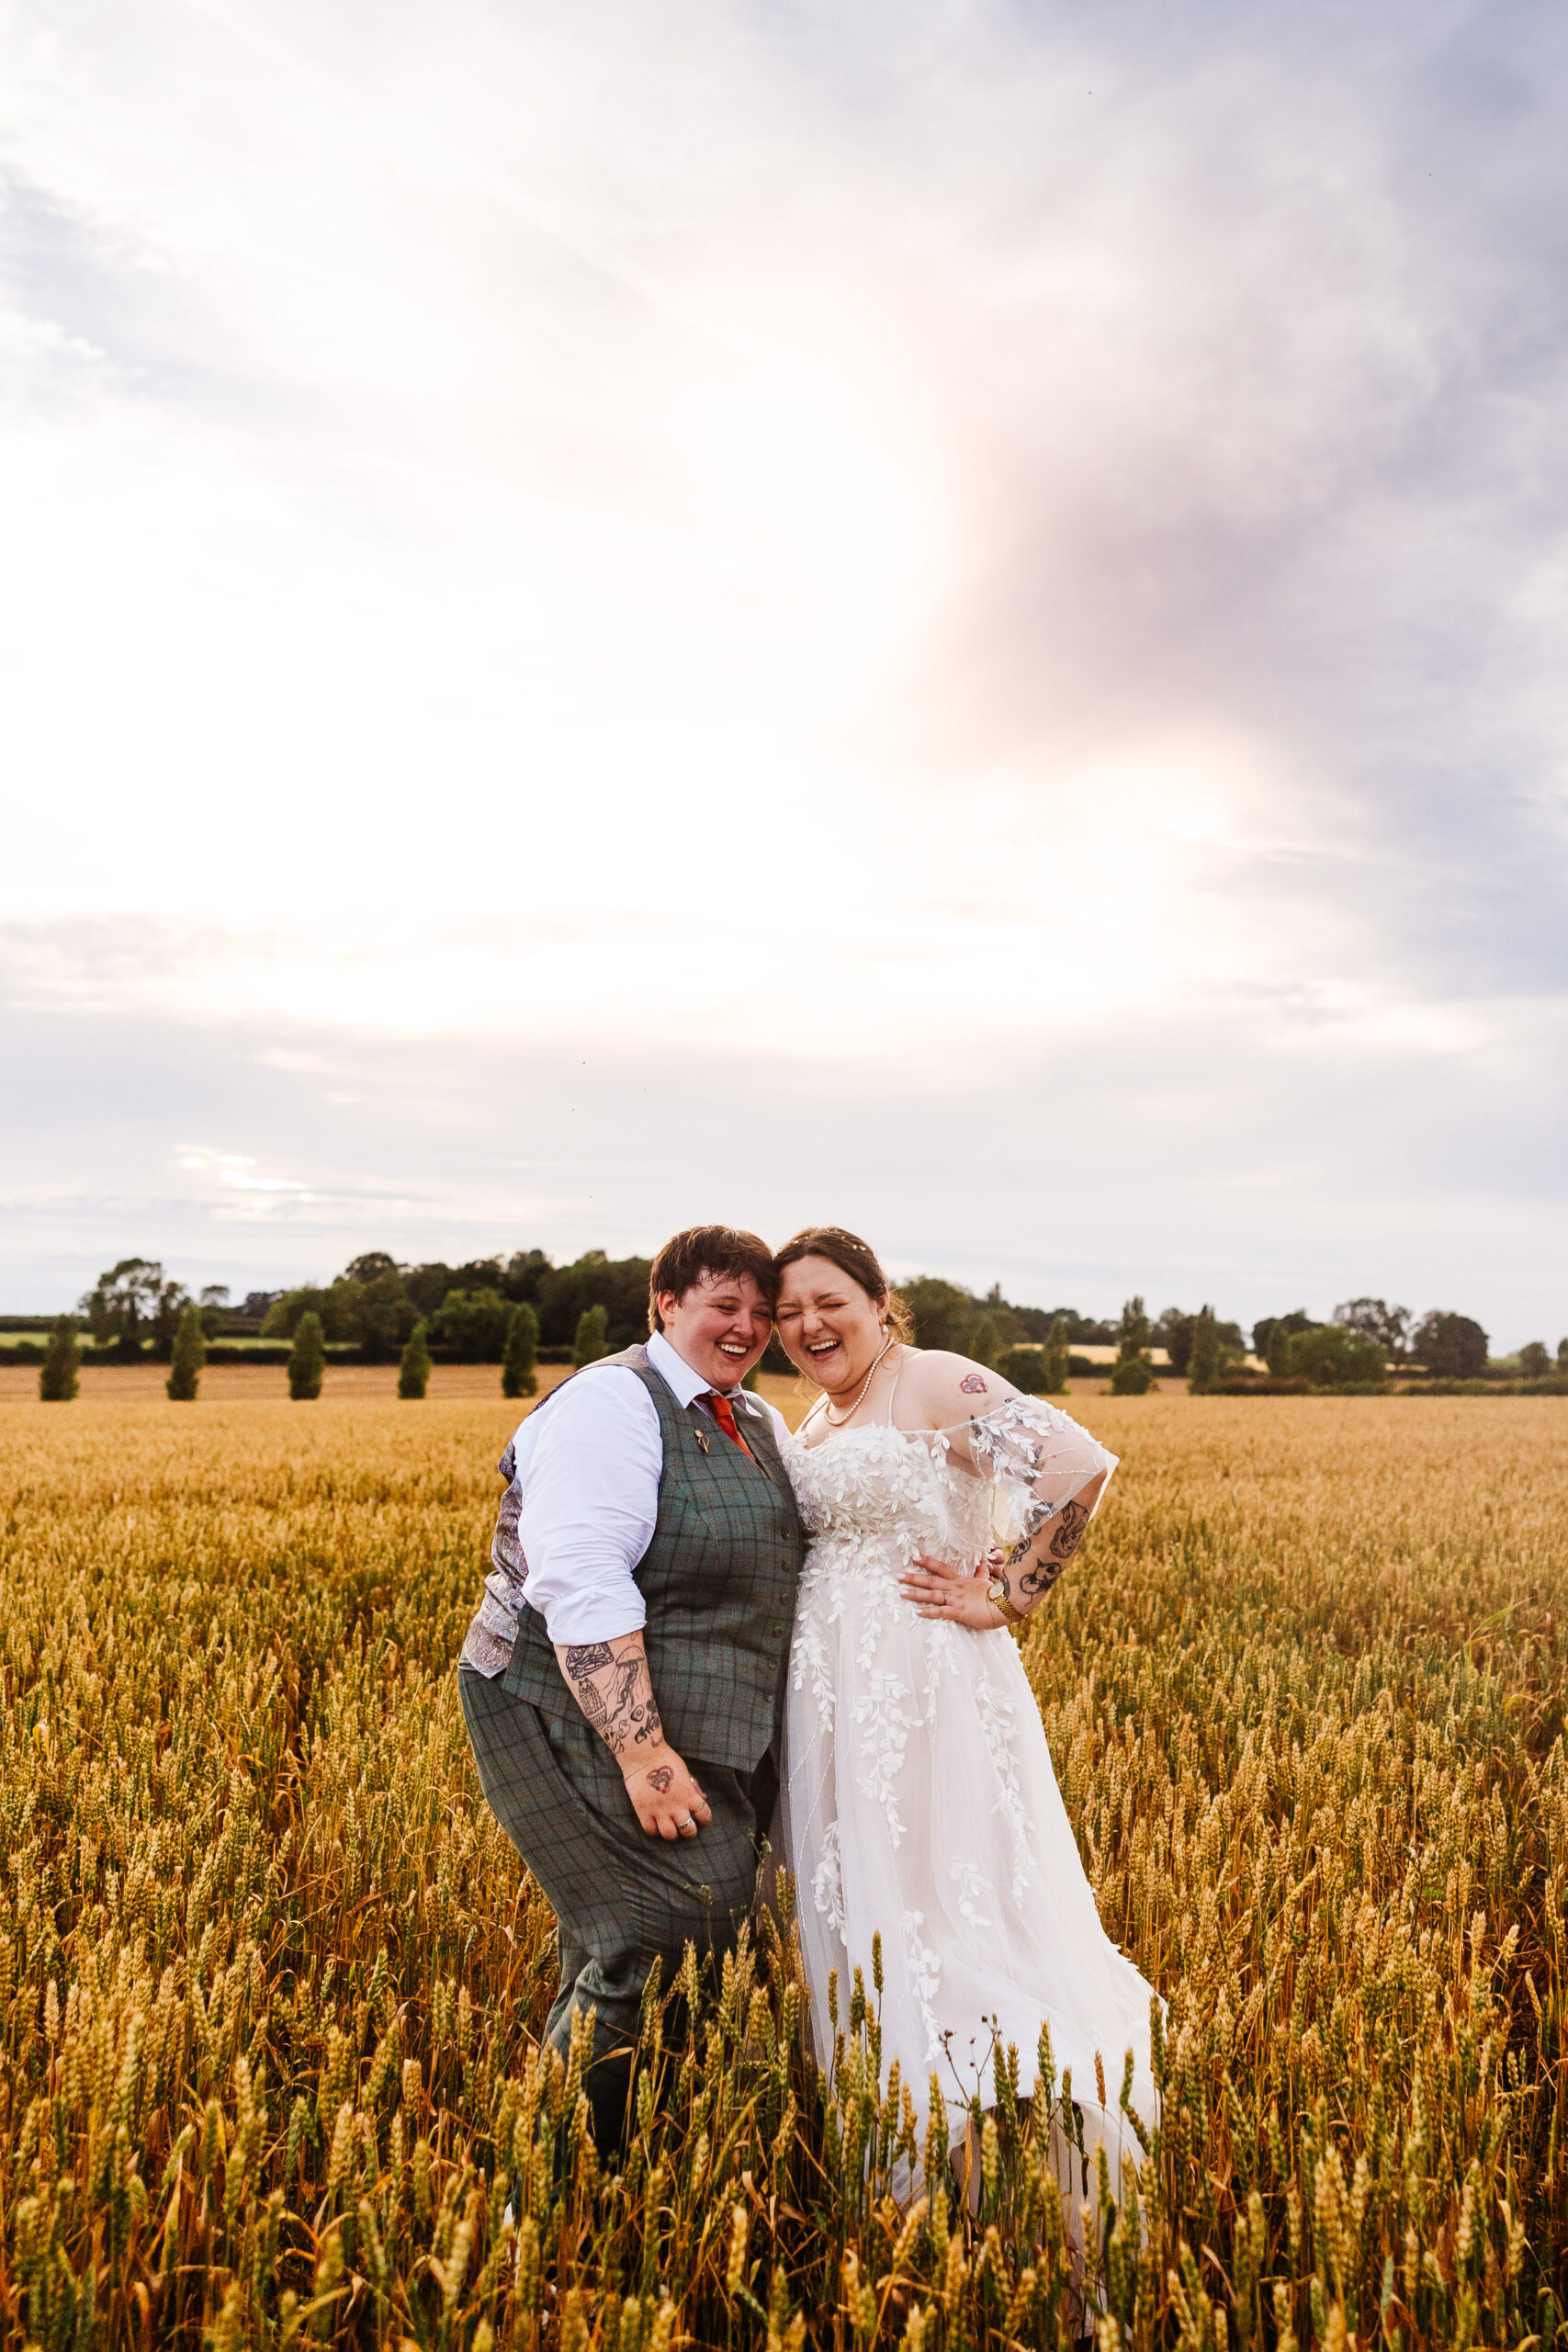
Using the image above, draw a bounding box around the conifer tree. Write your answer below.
[1267,1322,1294,1379]
[502,1302,539,1399]
[1111,1295,1156,1394]
[398,1320,432,1399]
[1042,1313,1070,1395]
[288,1311,325,1401]
[571,1305,609,1369]
[39,1317,81,1402]
[1189,1306,1224,1393]
[1116,1295,1152,1359]
[165,1302,206,1400]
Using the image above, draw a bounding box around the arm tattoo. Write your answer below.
[1049,1498,1090,1560]
[605,1654,653,1732]
[960,1373,988,1394]
[579,1679,608,1728]
[556,1636,664,1758]
[996,1496,1093,1612]
[1018,1558,1062,1605]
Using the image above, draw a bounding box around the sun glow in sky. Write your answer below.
[3,0,1566,1340]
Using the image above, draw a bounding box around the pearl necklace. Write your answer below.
[822,1334,898,1426]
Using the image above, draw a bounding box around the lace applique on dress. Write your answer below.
[949,1857,994,1928]
[975,1668,1034,1905]
[898,1908,944,2065]
[854,1669,921,1844]
[789,1596,837,1735]
[812,1816,846,1939]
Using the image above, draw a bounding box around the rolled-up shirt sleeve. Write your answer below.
[517,1369,661,1645]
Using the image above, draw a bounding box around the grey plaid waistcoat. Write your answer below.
[497,1345,805,1771]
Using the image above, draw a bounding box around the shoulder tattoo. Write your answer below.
[959,1373,987,1395]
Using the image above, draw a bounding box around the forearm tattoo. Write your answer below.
[559,1637,664,1758]
[1049,1498,1090,1560]
[998,1497,1095,1611]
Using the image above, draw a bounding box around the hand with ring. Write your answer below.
[898,1549,1010,1630]
[621,1744,712,1839]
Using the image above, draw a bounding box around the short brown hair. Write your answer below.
[773,1227,915,1341]
[648,1226,778,1333]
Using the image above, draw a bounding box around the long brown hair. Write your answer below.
[773,1227,915,1342]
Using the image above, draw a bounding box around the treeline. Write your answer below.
[1107,1295,1568,1396]
[250,1259,1126,1370]
[257,1261,1134,1363]
[895,1279,1113,1353]
[41,1253,1564,1388]
[1251,1299,1564,1384]
[909,1286,1568,1388]
[1251,1299,1496,1378]
[258,1249,653,1361]
[57,1250,657,1365]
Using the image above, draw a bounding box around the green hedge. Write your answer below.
[1401,1375,1568,1396]
[1201,1375,1315,1396]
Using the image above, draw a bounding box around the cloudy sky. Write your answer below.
[3,0,1565,1343]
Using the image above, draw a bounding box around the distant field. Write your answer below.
[1,1386,1562,2346]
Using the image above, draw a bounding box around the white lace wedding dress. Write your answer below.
[780,1390,1158,2183]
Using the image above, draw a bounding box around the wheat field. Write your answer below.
[0,1386,1562,2350]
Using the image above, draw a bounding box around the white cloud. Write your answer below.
[171,1143,319,1217]
[1,986,1563,1342]
[2,0,1565,1329]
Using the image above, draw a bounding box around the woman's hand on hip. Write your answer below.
[898,1552,1007,1630]
[621,1743,714,1839]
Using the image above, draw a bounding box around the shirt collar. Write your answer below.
[646,1327,762,1414]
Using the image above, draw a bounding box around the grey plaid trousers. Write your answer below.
[459,1663,778,2064]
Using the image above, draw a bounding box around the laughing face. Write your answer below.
[773,1254,886,1396]
[658,1268,774,1391]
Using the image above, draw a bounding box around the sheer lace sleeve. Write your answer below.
[942,1396,1119,1611]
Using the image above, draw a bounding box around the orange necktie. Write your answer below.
[702,1390,755,1460]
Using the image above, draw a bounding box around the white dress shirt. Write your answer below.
[487,1329,791,1651]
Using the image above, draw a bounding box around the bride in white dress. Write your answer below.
[772,1227,1159,2204]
